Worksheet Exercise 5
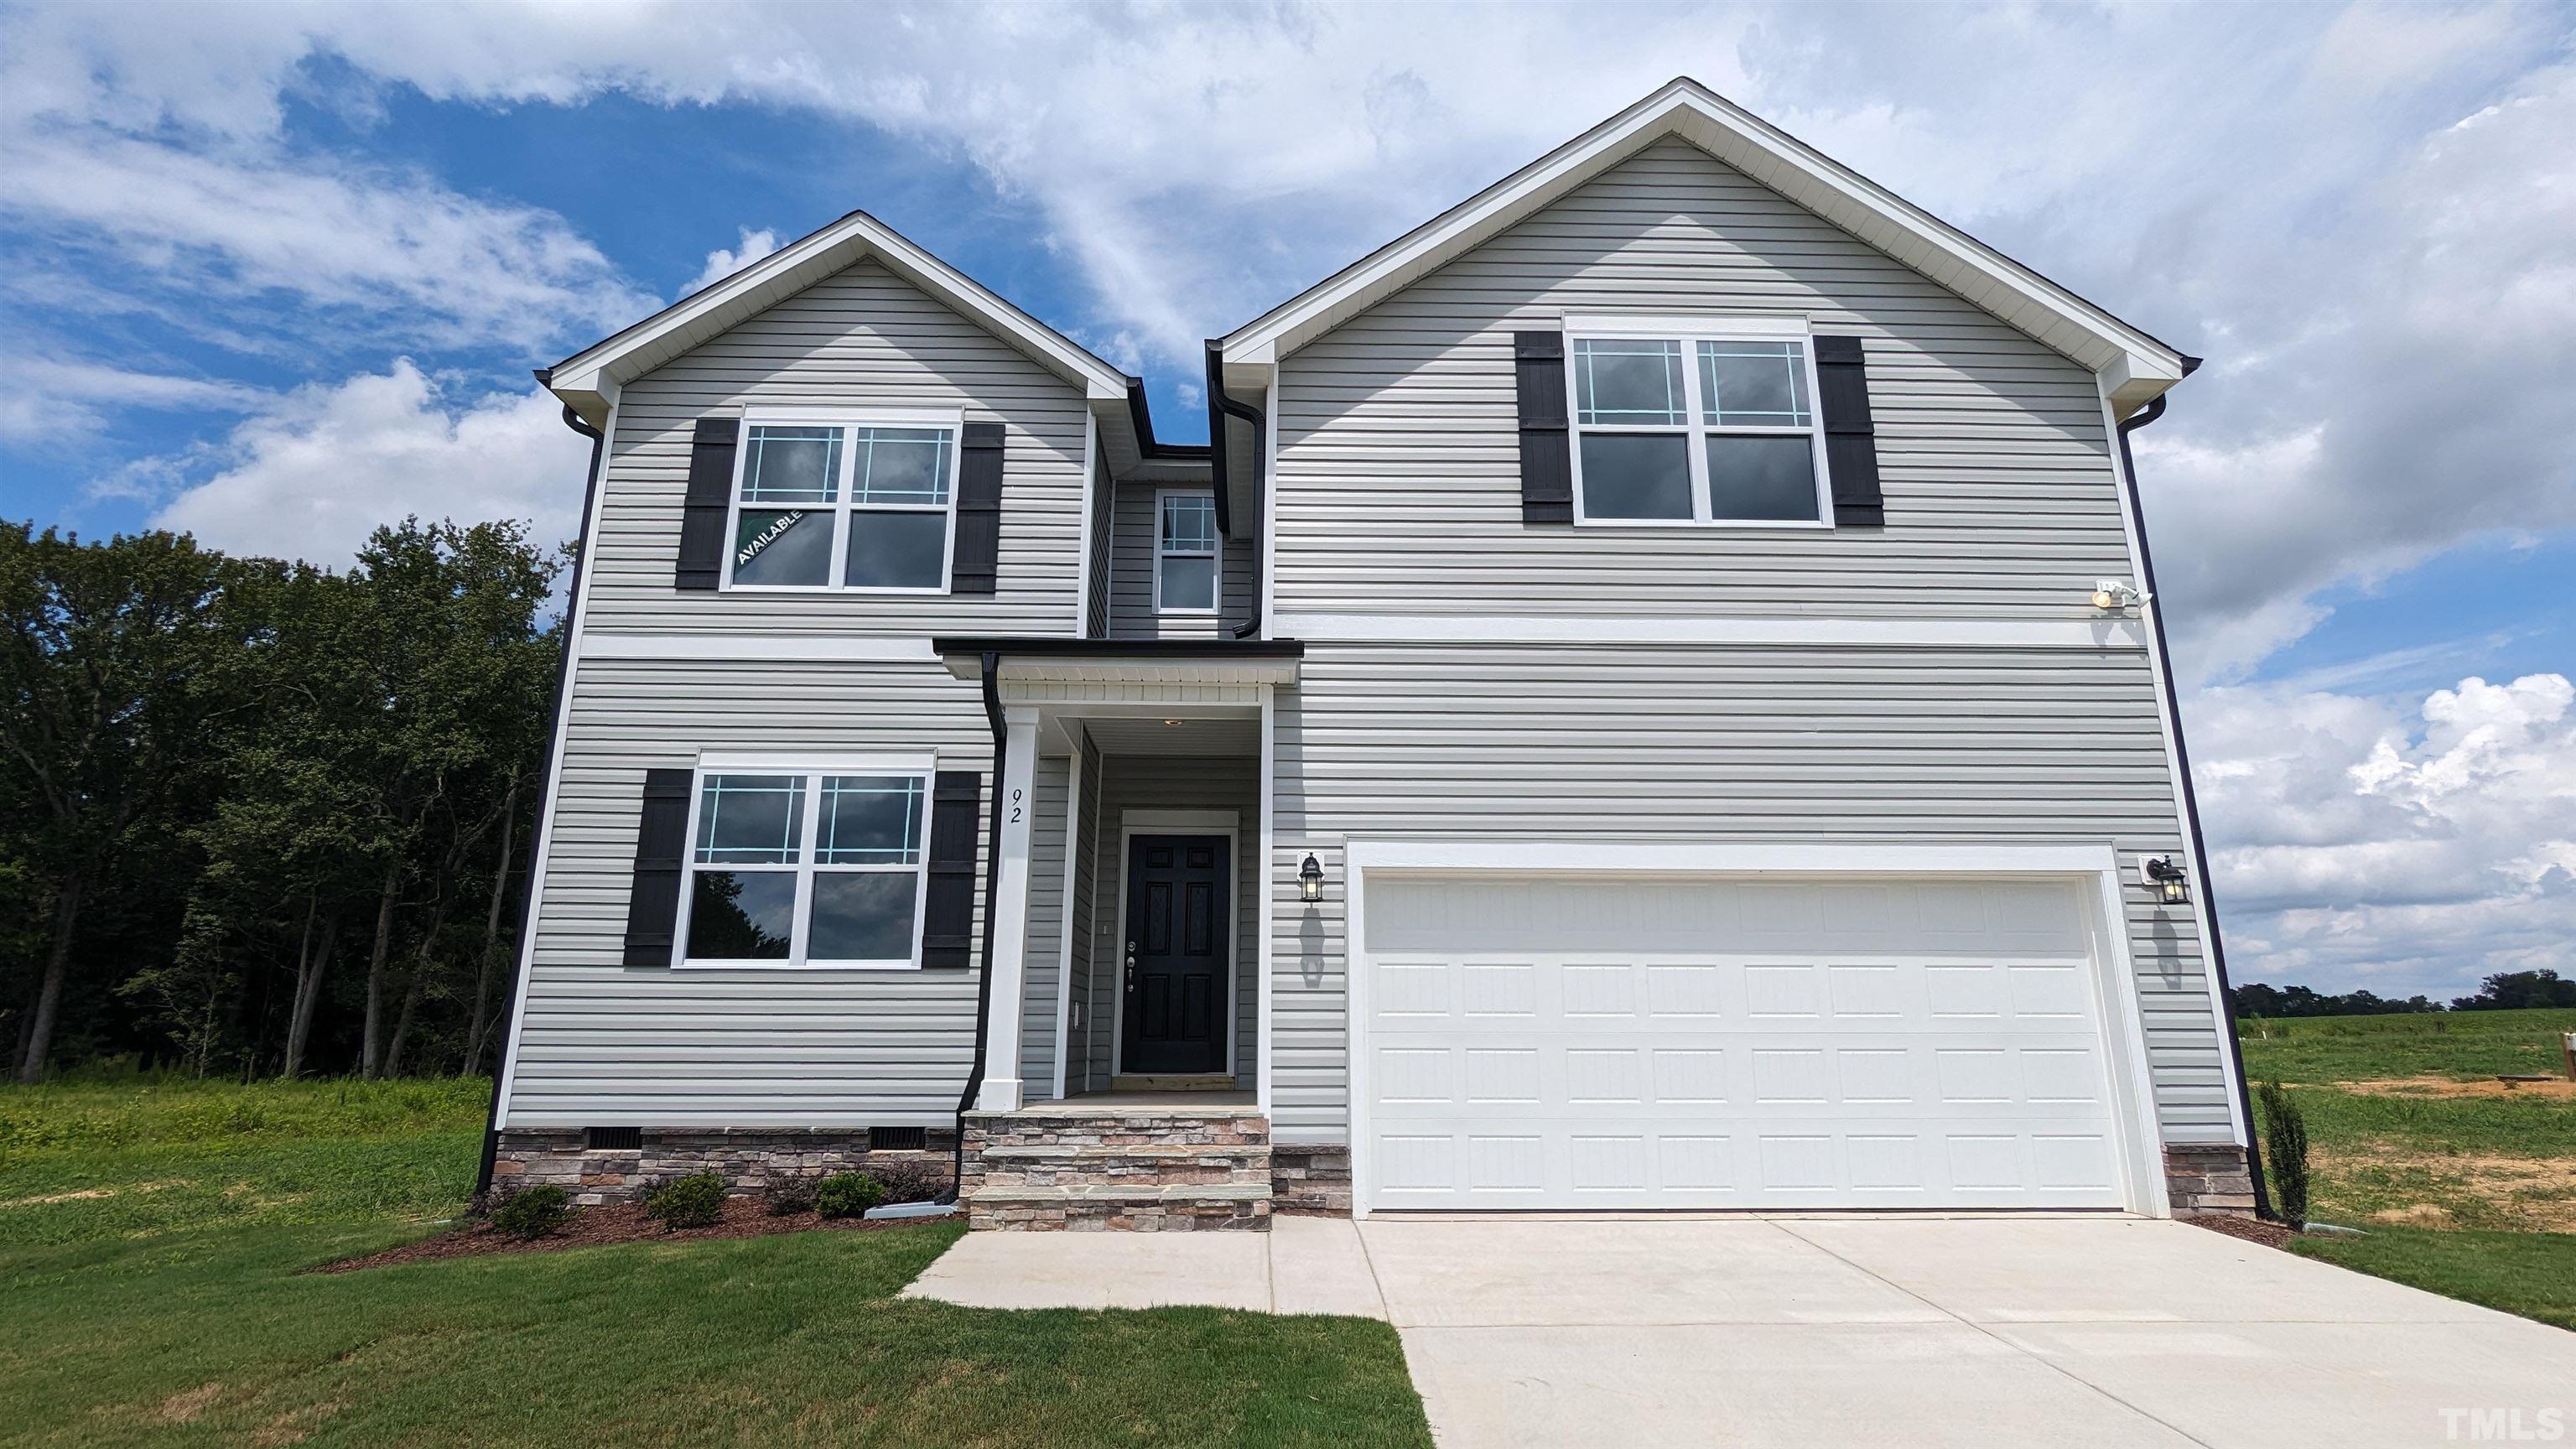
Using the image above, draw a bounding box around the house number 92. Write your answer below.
[1010,788,1023,823]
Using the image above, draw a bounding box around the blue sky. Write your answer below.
[3,2,2570,1000]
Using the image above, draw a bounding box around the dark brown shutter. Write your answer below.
[1514,331,1574,523]
[949,422,1005,594]
[1813,336,1884,527]
[920,771,981,967]
[621,768,692,966]
[676,418,740,589]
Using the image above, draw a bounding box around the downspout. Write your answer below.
[475,396,605,1200]
[2115,392,2276,1223]
[944,649,1009,1202]
[1205,341,1269,639]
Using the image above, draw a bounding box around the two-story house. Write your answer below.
[482,78,2261,1230]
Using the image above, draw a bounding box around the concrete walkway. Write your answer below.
[905,1214,2574,1447]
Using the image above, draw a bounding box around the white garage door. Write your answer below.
[1357,873,2137,1212]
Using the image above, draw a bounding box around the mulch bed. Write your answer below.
[313,1196,949,1273]
[2181,1212,2300,1250]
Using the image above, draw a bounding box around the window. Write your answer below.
[679,766,931,968]
[726,417,958,590]
[1156,489,1218,614]
[1566,323,1831,527]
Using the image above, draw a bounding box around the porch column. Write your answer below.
[975,707,1041,1112]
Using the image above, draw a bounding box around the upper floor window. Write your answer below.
[1566,320,1831,527]
[727,415,957,590]
[681,766,930,968]
[1156,489,1219,614]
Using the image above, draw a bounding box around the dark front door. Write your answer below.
[1121,834,1229,1075]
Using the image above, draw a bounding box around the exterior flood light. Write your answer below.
[2143,855,2189,906]
[2092,579,2148,612]
[1298,854,1325,903]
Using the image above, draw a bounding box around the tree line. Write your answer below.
[3,518,561,1083]
[2229,970,2576,1020]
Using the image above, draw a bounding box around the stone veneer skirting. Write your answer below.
[490,1127,958,1208]
[1270,1143,1353,1214]
[2164,1142,2257,1218]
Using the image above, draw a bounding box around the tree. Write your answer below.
[2451,970,2576,1011]
[5,517,558,1083]
[1,525,254,1083]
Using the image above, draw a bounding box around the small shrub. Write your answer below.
[865,1160,952,1206]
[763,1177,818,1217]
[2257,1080,2311,1228]
[491,1185,572,1239]
[644,1171,727,1230]
[816,1172,887,1219]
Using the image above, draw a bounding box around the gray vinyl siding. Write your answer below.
[583,257,1088,637]
[1018,754,1070,1098]
[1105,480,1257,637]
[1084,452,1114,637]
[1266,644,2227,1147]
[505,657,993,1126]
[1263,135,2221,1151]
[1272,138,2133,621]
[1074,754,1261,1090]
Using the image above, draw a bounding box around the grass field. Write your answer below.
[0,1072,1430,1448]
[2236,1007,2576,1329]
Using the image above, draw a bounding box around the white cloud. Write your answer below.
[8,3,2567,686]
[2191,673,2576,998]
[686,227,781,296]
[0,356,268,443]
[146,361,591,567]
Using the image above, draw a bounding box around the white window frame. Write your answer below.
[1561,315,1834,530]
[1152,486,1222,615]
[673,751,938,971]
[721,408,965,594]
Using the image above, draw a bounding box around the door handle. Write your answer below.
[1125,941,1137,994]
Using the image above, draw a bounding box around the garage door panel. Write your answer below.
[1359,876,2134,1212]
[1366,1120,2124,1208]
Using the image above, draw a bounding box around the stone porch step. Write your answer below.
[971,1183,1272,1205]
[979,1142,1271,1161]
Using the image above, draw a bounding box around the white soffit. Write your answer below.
[1220,77,2191,413]
[544,210,1134,423]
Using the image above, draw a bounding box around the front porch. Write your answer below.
[934,639,1296,1229]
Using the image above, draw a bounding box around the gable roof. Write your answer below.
[542,209,1135,425]
[1218,78,2193,413]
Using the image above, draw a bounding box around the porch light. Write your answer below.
[1298,854,1325,903]
[2143,855,2189,906]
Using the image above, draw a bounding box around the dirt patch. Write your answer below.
[2336,1075,2576,1100]
[1,1179,190,1209]
[156,1384,223,1424]
[311,1196,949,1272]
[2314,1144,2576,1233]
[2182,1213,2298,1249]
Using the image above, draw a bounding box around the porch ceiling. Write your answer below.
[1080,714,1260,756]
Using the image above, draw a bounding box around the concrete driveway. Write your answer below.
[907,1214,2573,1447]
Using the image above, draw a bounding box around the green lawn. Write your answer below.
[2239,1008,2576,1330]
[1,1073,1430,1448]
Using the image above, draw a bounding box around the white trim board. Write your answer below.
[579,634,944,662]
[1106,810,1243,1083]
[1341,838,2172,1219]
[1220,78,2187,413]
[2098,381,2251,1150]
[491,387,621,1131]
[546,209,1129,426]
[1268,613,2149,651]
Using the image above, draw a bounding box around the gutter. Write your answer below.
[1203,341,1269,639]
[943,650,1009,1202]
[474,390,605,1200]
[2115,387,2276,1223]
